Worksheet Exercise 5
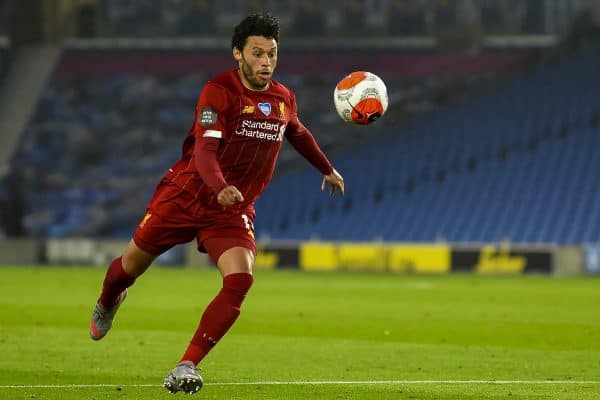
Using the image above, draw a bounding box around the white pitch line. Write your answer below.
[1,380,600,389]
[214,380,600,386]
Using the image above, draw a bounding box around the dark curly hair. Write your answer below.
[231,13,280,51]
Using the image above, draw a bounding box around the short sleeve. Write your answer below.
[194,82,230,140]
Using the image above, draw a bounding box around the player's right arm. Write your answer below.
[193,82,243,207]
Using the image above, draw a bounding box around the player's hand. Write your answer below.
[217,185,244,207]
[321,168,344,197]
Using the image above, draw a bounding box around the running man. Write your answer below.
[89,12,344,395]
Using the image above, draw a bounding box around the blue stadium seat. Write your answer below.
[8,43,600,244]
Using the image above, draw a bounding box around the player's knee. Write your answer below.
[223,272,254,299]
[121,240,157,277]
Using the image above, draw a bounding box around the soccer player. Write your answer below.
[89,12,344,395]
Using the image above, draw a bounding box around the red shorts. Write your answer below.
[133,180,256,263]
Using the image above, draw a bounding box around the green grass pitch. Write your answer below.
[0,266,599,399]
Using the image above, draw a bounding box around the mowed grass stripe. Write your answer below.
[1,267,599,400]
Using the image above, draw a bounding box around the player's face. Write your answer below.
[234,36,278,91]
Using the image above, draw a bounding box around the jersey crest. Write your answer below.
[279,101,286,121]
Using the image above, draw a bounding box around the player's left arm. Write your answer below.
[286,94,344,197]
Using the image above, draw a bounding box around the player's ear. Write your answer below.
[232,47,242,62]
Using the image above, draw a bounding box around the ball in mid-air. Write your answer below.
[333,71,388,125]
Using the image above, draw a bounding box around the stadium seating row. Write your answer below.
[4,44,599,244]
[255,44,600,244]
[18,47,514,238]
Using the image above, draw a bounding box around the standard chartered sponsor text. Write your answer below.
[235,120,286,141]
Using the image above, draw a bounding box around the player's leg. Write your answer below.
[164,237,255,394]
[89,240,158,341]
[180,243,254,364]
[90,188,198,341]
[100,240,157,305]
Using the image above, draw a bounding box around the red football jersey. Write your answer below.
[164,69,333,213]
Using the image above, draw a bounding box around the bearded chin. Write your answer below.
[242,62,267,90]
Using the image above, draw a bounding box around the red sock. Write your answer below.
[180,273,254,365]
[99,257,136,308]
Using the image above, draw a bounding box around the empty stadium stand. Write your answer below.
[4,43,598,244]
[255,44,600,244]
